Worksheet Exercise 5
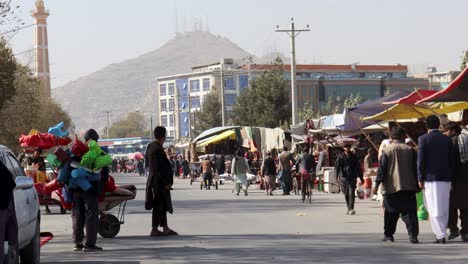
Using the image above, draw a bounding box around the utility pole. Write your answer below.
[150,116,153,140]
[220,59,226,126]
[104,111,111,138]
[188,95,192,139]
[276,18,310,126]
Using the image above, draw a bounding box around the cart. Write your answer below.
[200,170,219,190]
[34,183,67,214]
[97,185,137,238]
[189,162,201,185]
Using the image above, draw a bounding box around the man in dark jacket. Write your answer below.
[261,151,277,196]
[215,155,226,176]
[335,144,364,215]
[418,115,453,244]
[444,122,468,242]
[295,145,316,201]
[70,128,107,252]
[145,126,178,236]
[374,127,419,243]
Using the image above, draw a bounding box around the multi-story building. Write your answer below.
[156,58,249,139]
[243,64,429,114]
[427,71,460,90]
[157,59,429,139]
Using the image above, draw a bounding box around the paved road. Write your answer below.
[40,173,467,264]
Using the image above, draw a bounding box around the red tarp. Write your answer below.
[418,68,468,103]
[19,133,57,149]
[383,90,438,105]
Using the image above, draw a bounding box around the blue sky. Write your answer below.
[5,0,468,88]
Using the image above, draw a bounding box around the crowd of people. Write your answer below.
[2,115,467,258]
[373,115,468,244]
[111,158,145,176]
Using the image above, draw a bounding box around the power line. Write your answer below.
[0,24,34,36]
[13,48,34,57]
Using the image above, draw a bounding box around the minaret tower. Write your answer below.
[31,0,51,97]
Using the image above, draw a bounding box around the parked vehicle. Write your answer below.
[1,145,41,264]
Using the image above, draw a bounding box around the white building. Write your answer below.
[156,58,249,139]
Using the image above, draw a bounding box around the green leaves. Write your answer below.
[193,91,222,137]
[109,112,147,138]
[461,48,468,71]
[231,58,291,128]
[0,64,72,153]
[0,37,17,111]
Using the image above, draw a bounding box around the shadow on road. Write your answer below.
[41,233,468,264]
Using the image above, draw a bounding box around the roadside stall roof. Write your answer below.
[337,90,411,132]
[192,126,240,143]
[418,68,468,103]
[362,102,468,121]
[383,90,438,105]
[196,130,236,147]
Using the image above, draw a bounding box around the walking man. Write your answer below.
[202,156,213,189]
[335,144,363,215]
[278,146,295,195]
[444,122,468,242]
[418,115,453,244]
[261,151,277,195]
[295,145,316,202]
[232,150,251,196]
[374,127,419,243]
[145,126,178,236]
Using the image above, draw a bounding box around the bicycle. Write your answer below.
[301,174,314,204]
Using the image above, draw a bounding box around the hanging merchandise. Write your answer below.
[48,121,69,137]
[19,133,57,150]
[71,136,88,158]
[53,148,71,164]
[80,140,112,171]
[46,153,62,168]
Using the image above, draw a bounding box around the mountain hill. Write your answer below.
[53,31,284,133]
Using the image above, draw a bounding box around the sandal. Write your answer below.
[166,229,179,236]
[150,230,168,237]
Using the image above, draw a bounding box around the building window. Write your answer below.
[161,115,168,127]
[160,99,167,112]
[226,94,237,106]
[203,78,210,91]
[169,114,174,127]
[169,98,175,111]
[191,96,201,108]
[225,77,236,90]
[168,83,175,95]
[190,80,200,92]
[239,75,249,90]
[169,130,174,137]
[160,84,167,96]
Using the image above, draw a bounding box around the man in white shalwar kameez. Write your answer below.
[417,115,454,244]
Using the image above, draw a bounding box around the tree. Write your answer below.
[232,57,291,128]
[0,37,17,111]
[1,1,22,31]
[231,86,258,126]
[298,101,318,121]
[0,65,71,153]
[193,92,222,136]
[343,93,363,109]
[324,96,342,115]
[461,48,468,71]
[109,112,146,138]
